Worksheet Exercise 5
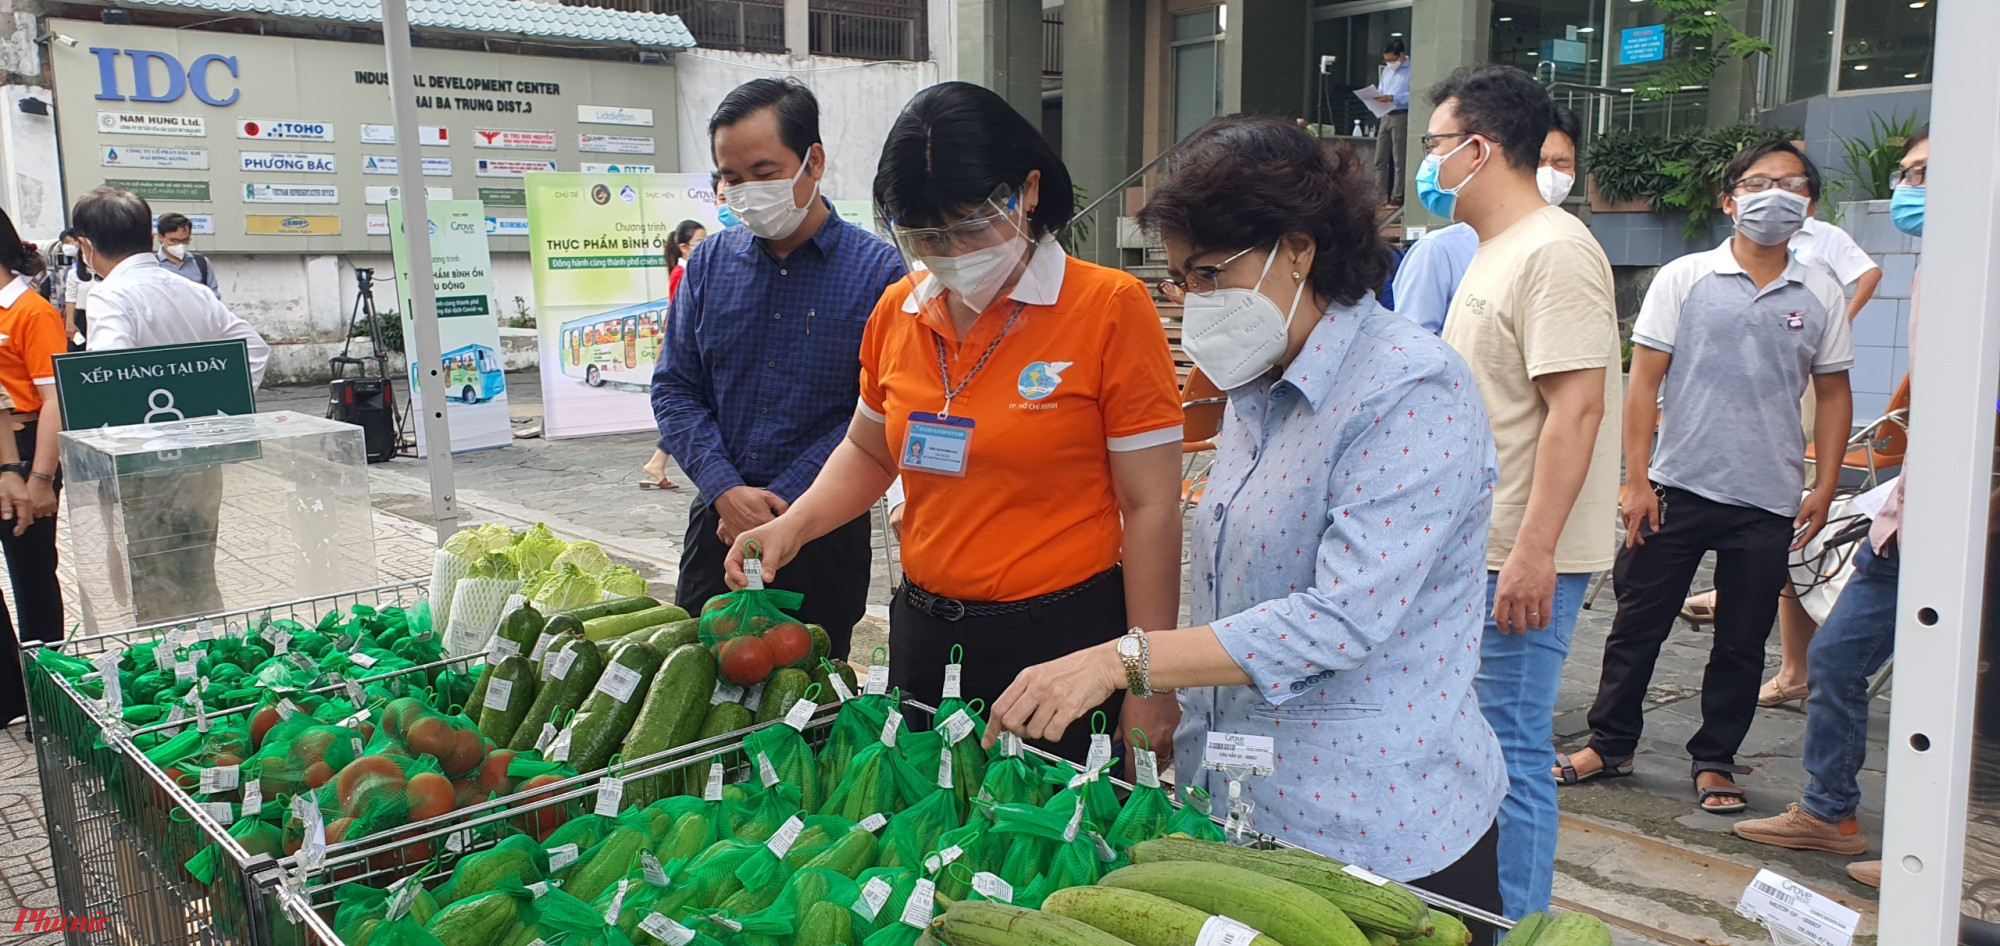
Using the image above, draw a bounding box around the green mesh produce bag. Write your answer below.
[695,559,804,647]
[930,818,1001,902]
[972,739,1053,809]
[184,817,285,884]
[743,721,820,814]
[642,796,720,862]
[822,740,927,822]
[891,731,963,822]
[816,689,901,791]
[433,834,550,906]
[554,808,654,903]
[422,881,535,946]
[1163,784,1229,842]
[877,788,962,871]
[723,781,804,843]
[930,697,986,811]
[333,874,441,946]
[986,789,1103,908]
[594,852,685,945]
[1108,730,1174,851]
[855,869,937,946]
[649,838,769,919]
[515,884,636,946]
[717,866,860,945]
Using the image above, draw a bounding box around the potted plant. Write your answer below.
[1586,128,1671,213]
[1654,122,1800,238]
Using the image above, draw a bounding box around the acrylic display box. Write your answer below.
[59,410,379,633]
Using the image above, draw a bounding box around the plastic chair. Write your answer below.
[1806,373,1910,489]
[1180,369,1227,517]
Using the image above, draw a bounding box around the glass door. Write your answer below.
[1172,8,1227,142]
[1310,1,1414,137]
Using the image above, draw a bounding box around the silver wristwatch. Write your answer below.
[1115,627,1152,697]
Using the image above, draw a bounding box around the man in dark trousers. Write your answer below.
[652,78,904,656]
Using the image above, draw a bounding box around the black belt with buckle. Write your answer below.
[900,566,1121,622]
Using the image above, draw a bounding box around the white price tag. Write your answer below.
[858,812,887,833]
[594,776,625,816]
[596,663,643,703]
[756,752,780,788]
[526,880,552,898]
[529,632,555,666]
[276,698,301,720]
[199,764,240,794]
[900,878,936,928]
[1067,768,1097,790]
[881,711,903,749]
[743,682,766,713]
[640,850,671,887]
[153,643,175,672]
[941,709,976,745]
[924,845,963,874]
[711,680,744,706]
[1086,733,1113,773]
[942,664,963,699]
[827,673,854,703]
[639,913,695,946]
[970,872,1012,904]
[743,558,765,590]
[350,652,378,669]
[783,697,816,731]
[487,636,520,663]
[603,878,628,924]
[241,778,262,815]
[94,651,123,712]
[1063,797,1085,843]
[445,829,473,853]
[938,744,954,789]
[1202,732,1276,776]
[175,657,197,682]
[766,815,805,857]
[998,732,1022,758]
[548,843,580,872]
[484,677,515,711]
[298,798,326,869]
[535,722,558,753]
[386,876,419,921]
[272,629,292,654]
[342,678,365,706]
[865,664,889,696]
[1195,915,1261,946]
[857,876,893,920]
[1089,830,1117,862]
[548,724,574,763]
[204,801,235,824]
[196,621,216,641]
[1738,869,1860,946]
[1135,748,1161,789]
[1341,864,1391,887]
[351,737,365,758]
[704,762,725,801]
[548,648,577,681]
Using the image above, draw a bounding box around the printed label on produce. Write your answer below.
[527,880,552,898]
[639,913,695,946]
[194,621,215,641]
[602,878,628,924]
[1088,831,1117,862]
[938,745,954,789]
[865,664,889,695]
[594,776,625,816]
[349,652,378,668]
[784,697,816,731]
[548,843,580,871]
[193,687,210,729]
[548,647,578,681]
[704,915,742,933]
[597,662,643,702]
[352,737,365,758]
[386,875,419,920]
[925,845,962,874]
[942,663,963,699]
[942,709,976,744]
[548,724,574,763]
[530,633,555,665]
[1195,915,1261,946]
[297,797,326,869]
[272,630,292,654]
[488,636,520,662]
[970,872,1012,903]
[757,752,780,788]
[342,677,366,706]
[1135,748,1161,788]
[998,732,1022,757]
[828,673,854,703]
[175,657,197,681]
[1738,868,1859,946]
[881,711,903,748]
[277,698,301,720]
[744,682,766,713]
[704,763,725,801]
[535,722,557,753]
[1063,797,1086,842]
[94,650,123,712]
[900,879,936,928]
[711,679,744,705]
[1086,733,1113,773]
[1341,864,1391,887]
[240,778,261,815]
[484,677,514,711]
[200,764,240,793]
[858,812,887,833]
[205,801,234,824]
[766,815,805,857]
[857,876,893,920]
[1203,731,1277,776]
[640,850,670,887]
[1067,768,1097,790]
[445,829,473,853]
[166,704,188,727]
[153,643,175,672]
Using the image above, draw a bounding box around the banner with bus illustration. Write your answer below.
[524,172,719,439]
[386,198,510,455]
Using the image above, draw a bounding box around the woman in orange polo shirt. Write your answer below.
[0,207,67,727]
[727,81,1186,760]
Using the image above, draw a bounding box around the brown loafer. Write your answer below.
[1848,860,1882,888]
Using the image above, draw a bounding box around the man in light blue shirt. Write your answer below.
[1373,39,1412,206]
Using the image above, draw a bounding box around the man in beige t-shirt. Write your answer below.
[1421,64,1620,921]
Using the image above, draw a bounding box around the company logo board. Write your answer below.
[105,178,212,202]
[236,119,334,141]
[239,151,337,173]
[98,112,206,137]
[151,213,215,235]
[476,159,557,178]
[366,185,455,205]
[362,155,453,176]
[243,182,338,203]
[359,124,450,146]
[101,145,209,170]
[576,104,653,127]
[578,134,655,155]
[245,214,341,235]
[485,217,530,236]
[473,129,557,151]
[366,214,390,235]
[578,163,656,174]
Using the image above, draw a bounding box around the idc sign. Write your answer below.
[91,47,240,106]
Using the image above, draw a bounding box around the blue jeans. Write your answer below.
[1800,538,1899,823]
[1473,571,1592,921]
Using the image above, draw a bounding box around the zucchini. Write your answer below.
[582,606,690,642]
[491,605,546,662]
[806,623,832,664]
[565,638,665,774]
[508,635,604,751]
[1129,837,1430,938]
[1402,910,1471,946]
[475,654,537,746]
[559,595,661,623]
[754,668,812,727]
[931,902,1132,946]
[542,614,585,642]
[1039,886,1285,946]
[678,701,753,796]
[644,619,701,653]
[1100,861,1371,946]
[618,643,719,806]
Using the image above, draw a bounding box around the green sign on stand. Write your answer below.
[103,178,213,202]
[479,187,527,206]
[53,340,256,429]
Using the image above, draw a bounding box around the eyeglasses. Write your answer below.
[1158,245,1258,298]
[1420,131,1490,154]
[1734,175,1812,195]
[1891,166,1928,187]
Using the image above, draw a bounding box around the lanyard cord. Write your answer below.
[928,301,1026,419]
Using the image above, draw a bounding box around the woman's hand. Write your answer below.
[985,642,1125,747]
[722,515,806,590]
[0,474,28,537]
[27,476,56,519]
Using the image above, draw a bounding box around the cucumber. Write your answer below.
[806,623,832,663]
[463,661,492,723]
[644,619,701,653]
[492,605,546,662]
[542,614,585,642]
[678,701,754,795]
[1402,910,1472,946]
[475,654,537,746]
[618,643,719,806]
[1039,886,1285,946]
[565,638,665,774]
[796,901,852,946]
[583,606,690,642]
[508,635,605,751]
[1100,861,1371,946]
[558,596,661,623]
[808,660,860,704]
[754,668,812,727]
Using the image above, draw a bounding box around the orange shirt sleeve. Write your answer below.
[20,296,65,386]
[1099,277,1186,448]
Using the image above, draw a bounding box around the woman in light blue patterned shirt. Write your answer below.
[983,116,1509,942]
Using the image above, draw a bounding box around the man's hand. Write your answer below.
[1621,482,1661,548]
[1118,691,1180,780]
[1793,487,1836,552]
[1374,95,1394,104]
[1493,547,1557,635]
[715,485,787,545]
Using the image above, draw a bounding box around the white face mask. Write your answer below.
[1537,166,1575,206]
[1180,239,1309,390]
[165,244,188,260]
[921,232,1030,315]
[58,245,74,259]
[727,151,818,241]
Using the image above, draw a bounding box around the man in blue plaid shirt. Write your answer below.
[653,78,905,656]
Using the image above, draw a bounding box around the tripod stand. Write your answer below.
[328,267,410,459]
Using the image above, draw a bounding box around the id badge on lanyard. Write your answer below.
[900,413,975,477]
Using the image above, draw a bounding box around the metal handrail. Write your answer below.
[1070,145,1178,229]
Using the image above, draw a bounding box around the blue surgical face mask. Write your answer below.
[717,204,742,228]
[1413,137,1485,222]
[1890,184,1925,236]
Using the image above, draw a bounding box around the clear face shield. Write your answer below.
[886,186,1035,314]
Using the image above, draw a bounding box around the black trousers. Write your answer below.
[1587,486,1793,764]
[0,421,59,727]
[888,567,1127,764]
[674,500,870,659]
[1406,824,1503,946]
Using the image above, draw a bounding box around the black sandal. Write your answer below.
[1553,751,1633,785]
[1691,760,1751,813]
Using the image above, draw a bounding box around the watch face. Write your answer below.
[1117,637,1140,658]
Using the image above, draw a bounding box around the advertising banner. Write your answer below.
[525,172,718,439]
[386,198,510,455]
[102,145,209,170]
